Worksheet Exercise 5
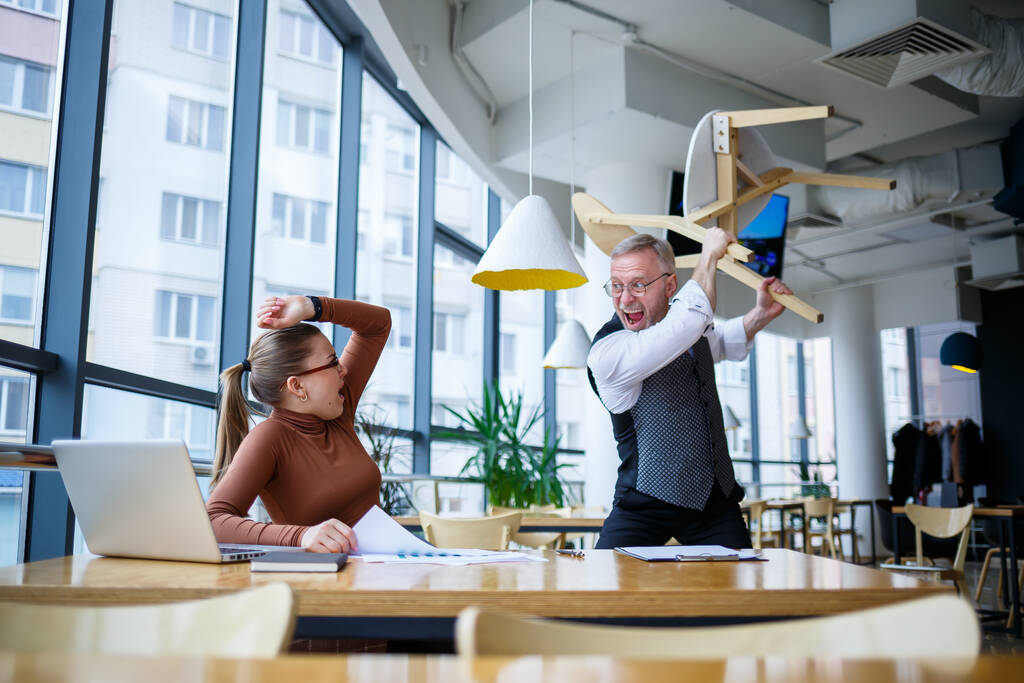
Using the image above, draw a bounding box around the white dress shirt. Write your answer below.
[587,280,753,414]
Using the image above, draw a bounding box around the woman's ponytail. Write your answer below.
[211,363,253,489]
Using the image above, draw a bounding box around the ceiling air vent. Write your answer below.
[817,17,988,89]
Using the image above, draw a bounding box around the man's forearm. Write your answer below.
[742,305,774,341]
[690,253,718,312]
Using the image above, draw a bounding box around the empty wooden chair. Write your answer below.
[801,497,838,559]
[0,583,295,657]
[746,500,779,550]
[880,503,973,598]
[831,503,859,563]
[420,510,522,550]
[456,595,979,659]
[488,505,569,549]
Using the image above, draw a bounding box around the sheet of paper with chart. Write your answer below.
[351,505,544,565]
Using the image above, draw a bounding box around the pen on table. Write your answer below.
[556,549,585,558]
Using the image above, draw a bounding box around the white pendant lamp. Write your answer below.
[471,0,587,292]
[722,404,740,431]
[543,319,592,369]
[789,415,812,440]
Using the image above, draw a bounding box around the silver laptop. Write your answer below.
[52,439,270,563]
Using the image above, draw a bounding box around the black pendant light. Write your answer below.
[939,331,983,374]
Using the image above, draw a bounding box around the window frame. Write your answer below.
[0,56,53,117]
[171,2,232,60]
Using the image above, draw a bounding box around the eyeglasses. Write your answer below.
[293,356,340,378]
[603,273,672,298]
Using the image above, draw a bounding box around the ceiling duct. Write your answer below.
[818,0,989,89]
[967,234,1024,291]
[779,184,841,231]
[808,143,1004,227]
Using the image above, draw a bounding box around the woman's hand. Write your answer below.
[300,518,358,554]
[256,296,314,329]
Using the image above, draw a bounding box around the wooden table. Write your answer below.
[892,505,1023,636]
[2,652,1020,683]
[742,499,877,562]
[394,516,606,534]
[0,549,951,641]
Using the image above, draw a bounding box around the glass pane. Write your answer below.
[434,142,487,247]
[432,243,483,426]
[917,322,982,424]
[171,4,189,49]
[500,290,545,445]
[554,285,587,453]
[430,441,485,514]
[803,337,836,474]
[712,318,753,488]
[0,367,32,567]
[0,1,60,349]
[355,72,419,429]
[251,1,340,347]
[86,1,234,391]
[755,332,800,499]
[880,328,911,473]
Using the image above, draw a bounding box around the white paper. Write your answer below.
[616,545,762,561]
[350,506,546,564]
[351,505,438,555]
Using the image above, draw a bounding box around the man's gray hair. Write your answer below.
[611,233,676,274]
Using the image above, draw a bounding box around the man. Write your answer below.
[587,229,792,549]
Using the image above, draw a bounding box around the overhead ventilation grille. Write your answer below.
[816,18,989,89]
[789,214,841,230]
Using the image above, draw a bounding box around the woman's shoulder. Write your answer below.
[237,418,294,455]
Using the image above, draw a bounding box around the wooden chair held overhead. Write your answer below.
[419,511,522,550]
[880,503,973,598]
[456,595,978,660]
[0,583,296,657]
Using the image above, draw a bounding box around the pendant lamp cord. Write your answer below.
[528,0,534,196]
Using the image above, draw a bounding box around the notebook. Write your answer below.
[615,545,764,562]
[52,439,275,563]
[250,551,347,572]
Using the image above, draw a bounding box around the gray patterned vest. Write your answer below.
[588,315,736,510]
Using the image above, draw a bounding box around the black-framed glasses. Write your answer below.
[603,273,672,298]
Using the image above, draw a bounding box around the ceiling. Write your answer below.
[349,0,1024,299]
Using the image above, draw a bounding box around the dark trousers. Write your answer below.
[596,480,751,549]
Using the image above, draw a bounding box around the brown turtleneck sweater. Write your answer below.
[206,298,390,546]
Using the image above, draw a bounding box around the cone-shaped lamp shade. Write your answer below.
[789,415,812,439]
[542,319,592,369]
[472,195,588,291]
[722,404,740,431]
[939,331,982,373]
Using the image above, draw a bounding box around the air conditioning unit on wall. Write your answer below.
[190,345,214,366]
[967,234,1024,292]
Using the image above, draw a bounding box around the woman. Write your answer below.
[206,294,391,553]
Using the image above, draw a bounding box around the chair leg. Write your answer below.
[975,547,998,604]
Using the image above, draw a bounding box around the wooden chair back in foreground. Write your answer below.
[801,497,838,558]
[880,503,973,597]
[0,583,296,657]
[419,511,522,550]
[456,595,979,660]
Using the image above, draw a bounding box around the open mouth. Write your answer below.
[624,310,644,326]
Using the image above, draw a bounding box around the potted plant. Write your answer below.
[355,406,413,516]
[437,381,571,509]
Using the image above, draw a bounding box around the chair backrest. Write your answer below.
[486,506,567,548]
[746,500,768,548]
[905,503,974,571]
[420,511,522,550]
[456,595,979,660]
[802,497,835,519]
[0,583,296,657]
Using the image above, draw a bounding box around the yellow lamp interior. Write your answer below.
[471,269,588,291]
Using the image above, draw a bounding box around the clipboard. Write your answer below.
[614,545,766,562]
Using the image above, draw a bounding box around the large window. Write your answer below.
[252,1,340,345]
[432,243,483,420]
[87,0,236,391]
[171,3,231,60]
[435,142,487,247]
[880,328,911,468]
[0,56,52,115]
[754,331,801,497]
[355,73,419,429]
[803,337,836,483]
[714,337,753,487]
[500,290,544,445]
[0,265,35,323]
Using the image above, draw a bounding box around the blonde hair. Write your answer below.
[611,233,676,274]
[211,324,324,489]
